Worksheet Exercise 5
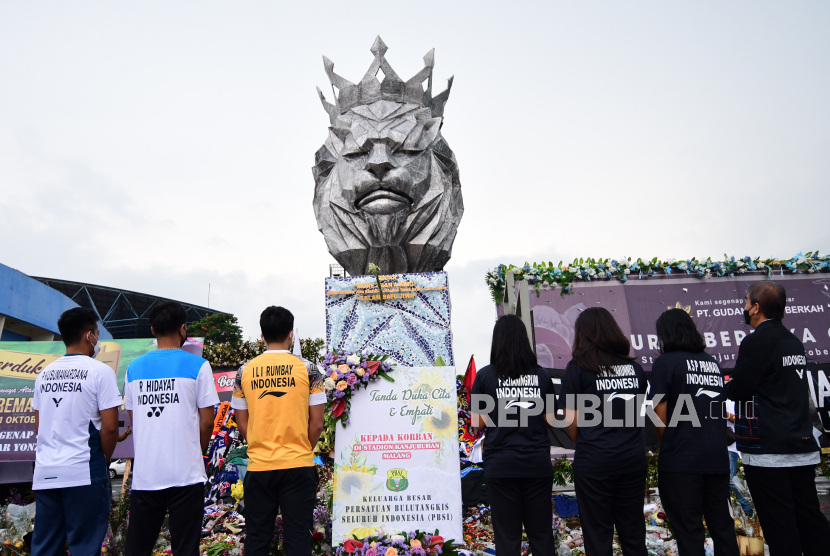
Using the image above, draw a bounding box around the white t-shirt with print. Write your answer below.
[33,355,123,490]
[124,349,219,491]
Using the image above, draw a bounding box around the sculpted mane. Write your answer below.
[312,38,463,277]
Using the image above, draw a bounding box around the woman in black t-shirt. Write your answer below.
[470,315,555,556]
[558,307,648,556]
[651,309,739,556]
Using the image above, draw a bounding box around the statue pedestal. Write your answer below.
[325,271,454,367]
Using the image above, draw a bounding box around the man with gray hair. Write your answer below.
[726,281,830,555]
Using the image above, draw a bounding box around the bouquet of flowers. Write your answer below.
[336,530,459,556]
[316,350,394,454]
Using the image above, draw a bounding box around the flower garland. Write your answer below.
[316,350,394,455]
[337,530,459,556]
[485,251,830,304]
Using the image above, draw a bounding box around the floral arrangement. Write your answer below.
[552,456,573,488]
[0,488,32,553]
[202,339,266,368]
[230,481,244,502]
[336,530,459,556]
[198,533,242,556]
[485,251,830,303]
[316,350,394,455]
[367,263,386,303]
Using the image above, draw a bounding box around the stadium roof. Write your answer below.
[33,277,222,339]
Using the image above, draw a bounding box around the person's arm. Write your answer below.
[100,407,120,459]
[199,407,214,452]
[229,365,248,441]
[118,426,132,442]
[564,408,578,443]
[97,365,125,460]
[469,370,489,434]
[558,364,581,443]
[654,401,668,443]
[308,404,324,448]
[194,361,221,452]
[649,358,669,443]
[34,410,39,436]
[235,409,249,442]
[470,411,486,433]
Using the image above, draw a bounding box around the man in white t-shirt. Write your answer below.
[123,301,218,556]
[32,307,122,556]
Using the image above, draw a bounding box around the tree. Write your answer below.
[188,313,243,346]
[300,338,326,364]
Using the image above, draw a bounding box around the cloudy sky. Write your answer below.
[1,1,828,366]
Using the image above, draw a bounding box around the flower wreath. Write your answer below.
[338,530,459,556]
[486,251,830,303]
[316,350,394,455]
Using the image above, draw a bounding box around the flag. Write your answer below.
[293,329,302,357]
[463,355,477,406]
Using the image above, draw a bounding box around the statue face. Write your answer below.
[313,100,463,277]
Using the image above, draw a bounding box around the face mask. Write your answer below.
[744,306,753,325]
[89,333,102,359]
[180,328,187,348]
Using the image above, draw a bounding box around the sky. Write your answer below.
[1,1,829,366]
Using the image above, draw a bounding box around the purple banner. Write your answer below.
[500,272,830,372]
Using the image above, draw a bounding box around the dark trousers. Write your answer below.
[573,470,648,556]
[126,483,204,556]
[658,471,739,556]
[486,476,555,556]
[243,466,318,556]
[33,482,110,556]
[744,464,830,556]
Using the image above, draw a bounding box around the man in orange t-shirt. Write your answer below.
[231,306,325,556]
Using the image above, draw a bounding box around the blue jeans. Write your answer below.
[729,451,754,516]
[33,482,110,556]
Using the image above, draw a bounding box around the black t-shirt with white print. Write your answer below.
[650,350,729,474]
[470,364,554,478]
[558,359,648,477]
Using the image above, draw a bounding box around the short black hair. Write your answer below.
[148,301,188,336]
[747,281,786,320]
[260,306,293,343]
[57,307,99,347]
[655,308,706,353]
[490,314,538,380]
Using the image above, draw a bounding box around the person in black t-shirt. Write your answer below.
[558,307,648,556]
[470,315,556,556]
[651,309,739,556]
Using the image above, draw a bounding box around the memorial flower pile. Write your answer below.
[0,499,32,553]
[335,530,460,556]
[485,251,830,302]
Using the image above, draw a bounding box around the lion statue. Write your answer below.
[312,37,464,277]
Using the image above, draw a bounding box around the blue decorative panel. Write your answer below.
[325,272,454,367]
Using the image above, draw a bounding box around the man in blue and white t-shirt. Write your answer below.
[124,301,218,556]
[32,307,122,556]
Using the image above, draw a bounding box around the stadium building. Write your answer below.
[0,262,221,341]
